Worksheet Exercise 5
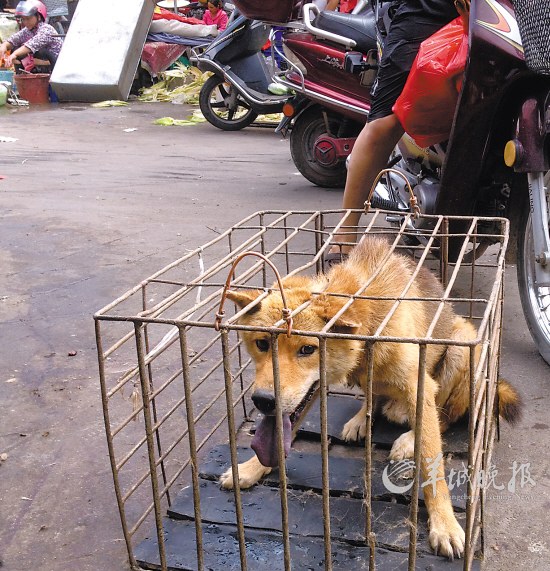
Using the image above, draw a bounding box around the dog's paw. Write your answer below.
[428,512,465,559]
[219,466,238,489]
[389,430,415,461]
[219,457,271,490]
[341,414,366,442]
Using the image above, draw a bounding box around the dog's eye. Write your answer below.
[299,345,316,356]
[255,338,270,352]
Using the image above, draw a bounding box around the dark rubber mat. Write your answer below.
[135,517,480,571]
[199,444,468,511]
[136,396,477,569]
[168,478,435,552]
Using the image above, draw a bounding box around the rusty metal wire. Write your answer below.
[95,209,508,571]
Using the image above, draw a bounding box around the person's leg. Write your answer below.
[330,113,404,254]
[34,49,58,71]
[326,2,458,261]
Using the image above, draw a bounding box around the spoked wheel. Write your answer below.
[290,105,359,188]
[517,172,550,365]
[199,75,258,131]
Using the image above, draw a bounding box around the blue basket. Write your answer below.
[0,69,14,86]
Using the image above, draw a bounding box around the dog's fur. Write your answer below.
[221,236,521,559]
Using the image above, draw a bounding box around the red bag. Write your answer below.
[393,17,468,148]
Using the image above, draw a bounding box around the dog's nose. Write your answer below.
[252,390,276,415]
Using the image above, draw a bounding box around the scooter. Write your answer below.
[232,0,550,365]
[272,0,377,186]
[195,13,290,131]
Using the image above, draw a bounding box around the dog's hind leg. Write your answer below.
[220,454,272,489]
[379,399,416,460]
[382,398,409,424]
[389,430,415,460]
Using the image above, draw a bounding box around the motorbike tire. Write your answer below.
[290,106,349,188]
[517,171,550,366]
[199,75,258,131]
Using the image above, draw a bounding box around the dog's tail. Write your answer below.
[497,379,523,424]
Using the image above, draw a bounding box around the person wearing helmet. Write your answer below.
[0,0,63,72]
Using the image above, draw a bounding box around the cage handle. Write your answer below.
[215,251,294,336]
[365,167,421,218]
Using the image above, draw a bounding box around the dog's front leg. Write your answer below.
[403,375,465,559]
[220,454,272,490]
[341,401,368,442]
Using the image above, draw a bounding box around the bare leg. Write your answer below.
[331,114,404,253]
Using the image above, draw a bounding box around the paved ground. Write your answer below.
[0,101,548,571]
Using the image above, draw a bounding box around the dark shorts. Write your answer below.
[368,2,457,122]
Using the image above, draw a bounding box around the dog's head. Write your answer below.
[226,275,364,465]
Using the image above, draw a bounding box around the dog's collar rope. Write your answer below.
[215,251,294,337]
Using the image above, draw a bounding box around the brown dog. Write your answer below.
[220,236,521,559]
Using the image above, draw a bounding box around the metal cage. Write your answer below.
[94,209,509,571]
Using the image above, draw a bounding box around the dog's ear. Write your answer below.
[313,295,361,334]
[325,315,361,335]
[226,289,263,314]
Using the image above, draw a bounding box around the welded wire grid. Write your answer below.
[94,209,509,571]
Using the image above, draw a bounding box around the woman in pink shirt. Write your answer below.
[203,0,228,31]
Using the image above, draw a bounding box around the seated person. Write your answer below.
[187,0,208,20]
[0,0,62,72]
[150,4,218,38]
[202,0,228,31]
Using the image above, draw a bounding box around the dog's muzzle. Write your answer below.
[251,388,290,468]
[251,390,276,415]
[251,382,320,468]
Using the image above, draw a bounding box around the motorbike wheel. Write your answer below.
[199,75,258,131]
[290,106,349,188]
[517,171,550,365]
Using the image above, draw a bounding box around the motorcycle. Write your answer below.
[232,0,550,364]
[194,14,290,131]
[274,0,377,187]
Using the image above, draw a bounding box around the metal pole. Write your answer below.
[95,318,138,569]
[220,329,248,571]
[319,338,333,571]
[364,343,375,570]
[407,344,427,571]
[272,334,292,571]
[178,326,205,571]
[465,345,476,568]
[135,322,168,571]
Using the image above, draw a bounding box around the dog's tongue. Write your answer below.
[251,414,292,468]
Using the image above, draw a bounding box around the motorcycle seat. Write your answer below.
[314,10,377,53]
